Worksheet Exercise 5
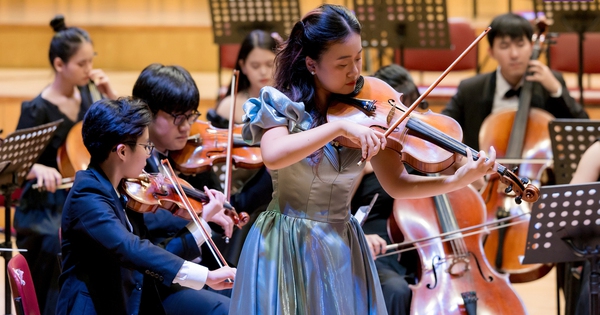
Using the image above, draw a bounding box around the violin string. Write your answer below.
[379,213,529,258]
[158,160,228,269]
[409,118,513,181]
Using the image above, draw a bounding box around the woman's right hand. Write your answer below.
[26,163,62,193]
[206,266,236,290]
[89,69,118,100]
[340,121,387,162]
[365,234,387,260]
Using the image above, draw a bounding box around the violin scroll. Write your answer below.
[494,167,540,204]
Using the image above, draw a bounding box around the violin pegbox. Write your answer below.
[497,168,540,204]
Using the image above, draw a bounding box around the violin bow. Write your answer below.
[382,27,491,140]
[379,211,530,258]
[159,159,231,272]
[224,70,240,201]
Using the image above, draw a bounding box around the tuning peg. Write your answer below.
[512,166,519,173]
[521,177,530,185]
[505,185,513,194]
[515,196,522,205]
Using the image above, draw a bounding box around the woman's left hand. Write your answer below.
[89,69,118,100]
[453,146,497,187]
[201,187,234,238]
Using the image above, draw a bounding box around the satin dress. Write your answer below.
[230,87,387,315]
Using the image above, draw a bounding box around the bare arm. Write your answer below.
[570,141,600,184]
[259,120,386,170]
[371,147,496,199]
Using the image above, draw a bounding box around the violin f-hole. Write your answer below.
[386,100,395,125]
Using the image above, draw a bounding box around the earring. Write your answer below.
[310,71,315,75]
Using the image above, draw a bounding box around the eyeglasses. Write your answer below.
[121,142,154,155]
[168,110,201,126]
[135,143,155,155]
[112,142,155,155]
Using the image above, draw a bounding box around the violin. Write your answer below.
[327,76,540,204]
[479,19,555,283]
[119,172,250,228]
[170,120,263,176]
[389,184,528,314]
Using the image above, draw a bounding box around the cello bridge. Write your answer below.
[447,255,470,277]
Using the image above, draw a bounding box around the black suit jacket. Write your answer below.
[442,70,589,151]
[57,166,201,315]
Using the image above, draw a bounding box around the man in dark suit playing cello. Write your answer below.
[442,13,588,151]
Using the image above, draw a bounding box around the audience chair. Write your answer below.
[7,253,40,315]
[394,18,479,85]
[217,44,242,99]
[548,32,600,97]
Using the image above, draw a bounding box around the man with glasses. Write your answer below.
[131,63,234,315]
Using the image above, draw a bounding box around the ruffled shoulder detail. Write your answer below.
[242,86,312,144]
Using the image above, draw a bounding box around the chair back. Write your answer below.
[548,33,600,74]
[218,44,242,85]
[7,254,40,315]
[396,18,479,73]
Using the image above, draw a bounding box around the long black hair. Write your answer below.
[275,4,361,118]
[48,15,92,69]
[224,29,278,97]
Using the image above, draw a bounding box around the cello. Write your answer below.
[389,183,528,314]
[56,81,100,178]
[479,19,554,283]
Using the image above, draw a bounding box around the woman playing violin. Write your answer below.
[14,14,118,315]
[231,5,497,314]
[57,97,236,315]
[131,63,236,315]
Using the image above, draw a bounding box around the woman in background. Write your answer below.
[15,14,117,315]
[207,30,279,265]
[210,29,278,125]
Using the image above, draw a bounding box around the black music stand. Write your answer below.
[0,120,61,315]
[534,0,600,106]
[524,182,600,315]
[549,119,600,185]
[353,0,450,69]
[548,118,600,315]
[208,0,299,87]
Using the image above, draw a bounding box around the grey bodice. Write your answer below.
[242,87,365,223]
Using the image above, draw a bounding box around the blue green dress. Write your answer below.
[230,87,387,315]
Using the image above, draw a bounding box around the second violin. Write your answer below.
[120,171,249,228]
[170,120,263,175]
